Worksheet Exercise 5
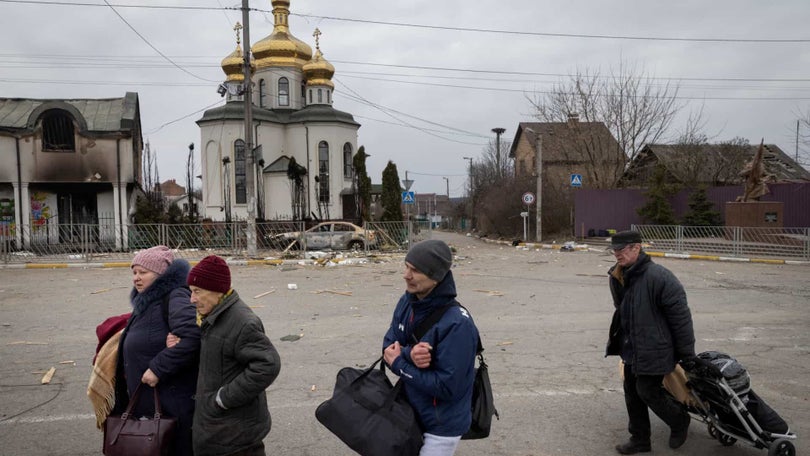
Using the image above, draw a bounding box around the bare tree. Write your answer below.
[529,61,682,164]
[185,143,198,221]
[797,109,810,170]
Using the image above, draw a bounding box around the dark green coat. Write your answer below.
[192,291,281,456]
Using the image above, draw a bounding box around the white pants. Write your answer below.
[419,433,462,456]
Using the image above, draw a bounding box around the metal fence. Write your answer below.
[633,225,810,260]
[0,220,433,264]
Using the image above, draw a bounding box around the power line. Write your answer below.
[335,78,488,145]
[291,13,810,44]
[3,53,809,84]
[101,0,218,83]
[146,99,224,134]
[337,74,810,101]
[332,60,810,84]
[3,0,808,44]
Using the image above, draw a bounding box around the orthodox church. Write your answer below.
[197,0,360,222]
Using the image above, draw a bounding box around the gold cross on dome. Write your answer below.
[234,22,243,46]
[313,28,322,51]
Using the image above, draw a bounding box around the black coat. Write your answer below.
[192,290,281,456]
[605,253,695,375]
[114,259,200,456]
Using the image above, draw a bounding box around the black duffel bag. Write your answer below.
[316,356,423,456]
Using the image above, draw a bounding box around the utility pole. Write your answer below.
[534,132,542,242]
[492,127,506,178]
[443,176,449,198]
[524,128,542,241]
[241,0,257,257]
[462,156,473,230]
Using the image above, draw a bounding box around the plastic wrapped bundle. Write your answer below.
[697,351,751,396]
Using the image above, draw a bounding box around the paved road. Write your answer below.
[1,232,807,456]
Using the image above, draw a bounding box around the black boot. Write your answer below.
[669,414,691,449]
[615,440,651,454]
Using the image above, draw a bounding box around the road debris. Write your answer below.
[473,289,504,296]
[253,289,277,299]
[41,367,56,384]
[311,289,353,296]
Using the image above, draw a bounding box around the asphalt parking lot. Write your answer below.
[1,231,808,456]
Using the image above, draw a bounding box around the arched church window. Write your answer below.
[301,83,306,106]
[318,141,329,203]
[327,90,331,104]
[41,109,75,152]
[317,89,323,103]
[234,139,247,204]
[278,77,289,106]
[258,79,266,107]
[308,89,312,104]
[343,143,353,178]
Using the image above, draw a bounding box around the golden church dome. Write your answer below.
[221,44,255,83]
[303,29,335,89]
[252,0,312,69]
[221,22,254,83]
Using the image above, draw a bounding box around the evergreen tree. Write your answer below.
[682,187,721,226]
[166,202,183,224]
[353,146,372,221]
[637,164,677,225]
[381,161,403,222]
[133,194,166,224]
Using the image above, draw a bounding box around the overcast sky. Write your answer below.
[3,0,809,197]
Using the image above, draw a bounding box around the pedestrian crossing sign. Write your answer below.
[570,174,583,187]
[402,191,415,204]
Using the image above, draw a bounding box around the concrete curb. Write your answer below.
[0,254,392,270]
[475,236,810,265]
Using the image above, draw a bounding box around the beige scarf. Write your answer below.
[87,329,122,429]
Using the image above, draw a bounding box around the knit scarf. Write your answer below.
[87,330,122,429]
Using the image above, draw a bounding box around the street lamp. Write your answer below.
[222,156,232,223]
[492,127,506,178]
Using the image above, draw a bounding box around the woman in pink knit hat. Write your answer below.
[109,245,200,456]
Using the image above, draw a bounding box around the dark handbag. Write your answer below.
[462,353,499,440]
[315,356,423,456]
[103,384,177,456]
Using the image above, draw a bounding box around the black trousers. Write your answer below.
[622,362,689,442]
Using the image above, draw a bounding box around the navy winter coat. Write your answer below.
[114,259,200,456]
[605,252,695,376]
[383,270,479,437]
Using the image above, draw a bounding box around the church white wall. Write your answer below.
[264,174,294,220]
[303,123,357,219]
[253,67,305,110]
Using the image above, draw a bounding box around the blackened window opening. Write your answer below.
[343,143,353,178]
[42,111,75,151]
[318,141,329,203]
[235,139,247,204]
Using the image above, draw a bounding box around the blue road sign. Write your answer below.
[402,191,415,204]
[570,174,583,187]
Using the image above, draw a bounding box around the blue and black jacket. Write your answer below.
[383,270,479,437]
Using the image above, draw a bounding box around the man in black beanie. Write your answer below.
[383,239,480,455]
[605,231,696,454]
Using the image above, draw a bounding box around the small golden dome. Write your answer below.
[221,22,254,82]
[303,29,335,89]
[252,0,312,69]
